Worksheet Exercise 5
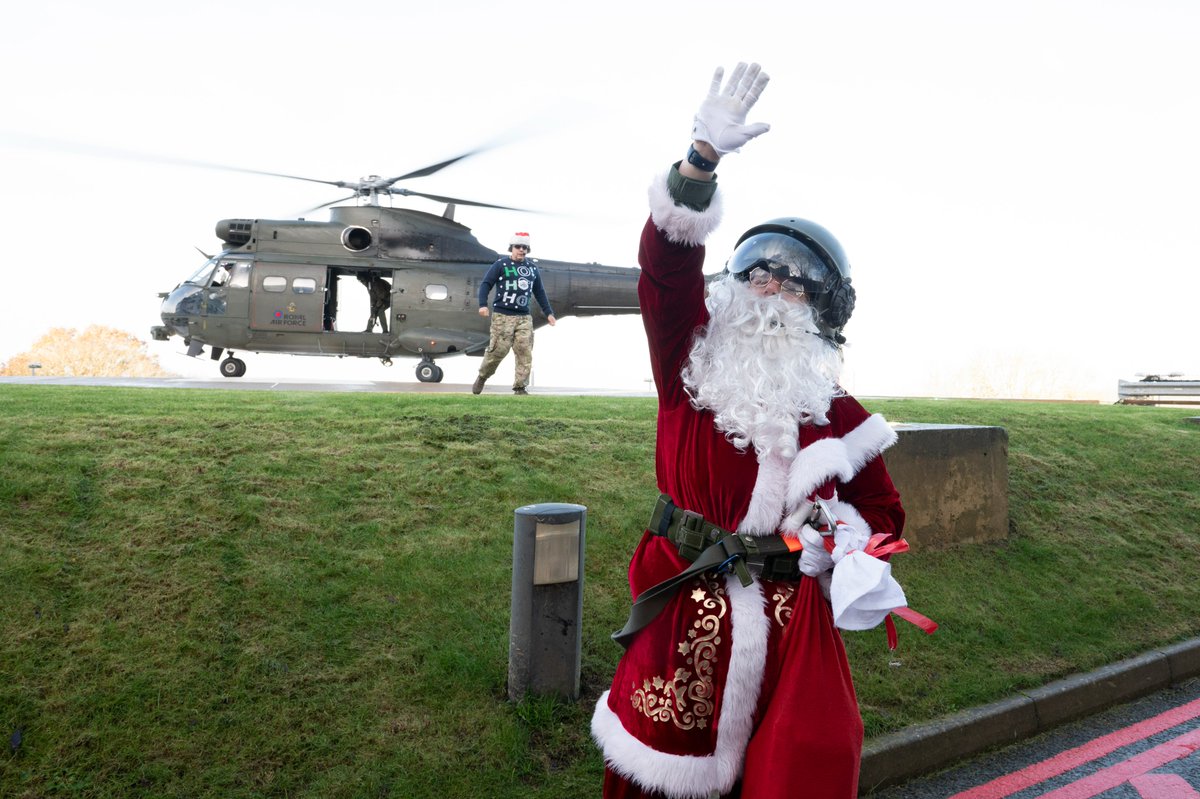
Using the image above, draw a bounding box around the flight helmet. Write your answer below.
[726,217,856,344]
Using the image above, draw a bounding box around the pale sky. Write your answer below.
[2,0,1197,399]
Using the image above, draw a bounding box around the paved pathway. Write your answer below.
[868,678,1200,797]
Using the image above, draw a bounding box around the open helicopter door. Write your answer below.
[248,264,327,333]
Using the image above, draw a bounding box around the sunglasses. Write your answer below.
[743,265,808,299]
[512,245,529,251]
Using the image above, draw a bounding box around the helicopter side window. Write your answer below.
[425,284,449,301]
[293,278,317,294]
[263,276,287,292]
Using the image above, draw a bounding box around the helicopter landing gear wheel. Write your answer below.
[220,357,246,378]
[415,360,443,383]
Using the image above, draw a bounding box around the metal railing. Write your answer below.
[1117,379,1200,406]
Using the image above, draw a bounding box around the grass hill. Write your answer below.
[1,386,1197,798]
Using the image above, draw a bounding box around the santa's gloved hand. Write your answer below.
[830,522,870,565]
[691,62,771,155]
[797,524,834,577]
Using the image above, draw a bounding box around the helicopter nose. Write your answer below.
[159,284,202,337]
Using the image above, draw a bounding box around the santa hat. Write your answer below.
[509,232,531,252]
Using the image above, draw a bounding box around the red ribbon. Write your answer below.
[856,534,939,650]
[861,532,909,559]
[787,530,940,649]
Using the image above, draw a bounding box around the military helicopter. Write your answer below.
[150,149,641,382]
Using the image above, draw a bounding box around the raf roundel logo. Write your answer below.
[274,302,300,322]
[517,265,533,278]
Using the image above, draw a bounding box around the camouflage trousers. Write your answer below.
[478,313,534,388]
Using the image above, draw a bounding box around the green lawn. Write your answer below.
[1,386,1197,798]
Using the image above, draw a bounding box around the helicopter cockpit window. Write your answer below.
[228,261,251,289]
[263,276,288,293]
[424,284,449,301]
[292,278,317,295]
[185,257,220,286]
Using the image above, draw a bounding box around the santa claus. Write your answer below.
[591,63,911,799]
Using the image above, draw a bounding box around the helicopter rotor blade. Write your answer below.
[2,130,539,213]
[0,131,365,189]
[377,116,564,186]
[386,187,535,213]
[378,147,492,185]
[298,194,360,214]
[225,169,359,189]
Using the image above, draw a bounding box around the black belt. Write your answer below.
[610,495,803,649]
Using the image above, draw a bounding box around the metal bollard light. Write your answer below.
[508,502,586,702]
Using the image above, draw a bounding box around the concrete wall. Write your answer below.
[883,424,1009,549]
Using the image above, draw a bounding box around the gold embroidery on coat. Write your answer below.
[771,583,796,627]
[632,574,727,730]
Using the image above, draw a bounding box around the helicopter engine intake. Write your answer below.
[341,226,374,252]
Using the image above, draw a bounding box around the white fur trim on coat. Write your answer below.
[648,169,724,248]
[841,413,899,475]
[827,498,870,537]
[737,450,789,536]
[740,415,898,536]
[591,576,768,798]
[786,413,897,512]
[786,438,854,511]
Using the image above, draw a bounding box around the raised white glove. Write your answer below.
[691,62,771,155]
[797,524,834,577]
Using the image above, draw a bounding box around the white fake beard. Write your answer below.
[681,278,843,459]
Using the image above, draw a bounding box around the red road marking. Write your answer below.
[949,697,1200,799]
[1130,773,1200,799]
[1035,728,1200,798]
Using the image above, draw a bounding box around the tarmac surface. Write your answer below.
[869,676,1200,797]
[860,637,1200,795]
[0,376,654,396]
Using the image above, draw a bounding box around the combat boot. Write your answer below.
[472,375,487,395]
[513,387,528,396]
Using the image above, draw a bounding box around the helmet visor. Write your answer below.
[727,232,834,296]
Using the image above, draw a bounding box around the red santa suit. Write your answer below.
[591,172,906,799]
